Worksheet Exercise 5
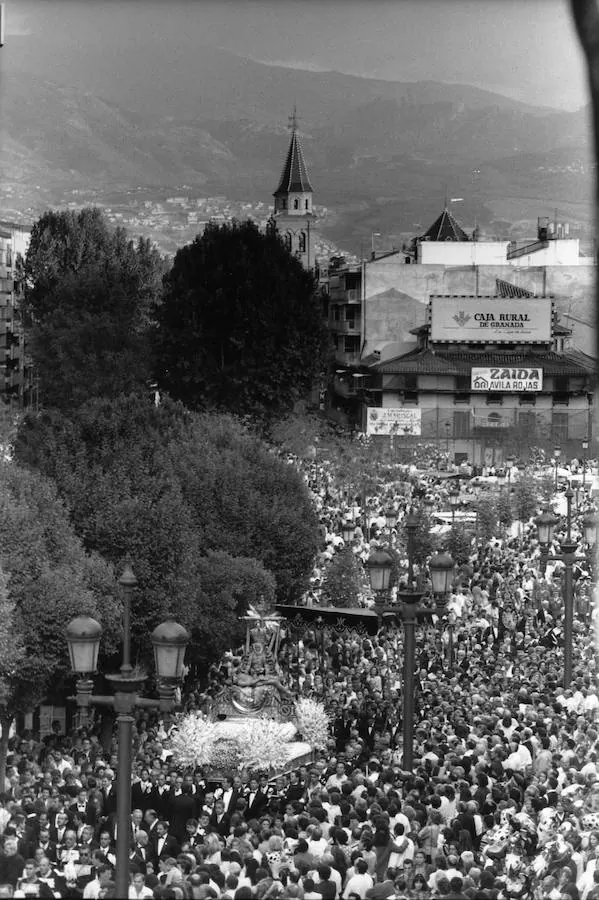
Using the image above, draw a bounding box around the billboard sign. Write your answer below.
[471,366,543,392]
[366,407,421,436]
[430,296,552,343]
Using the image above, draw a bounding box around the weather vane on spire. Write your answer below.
[288,105,298,132]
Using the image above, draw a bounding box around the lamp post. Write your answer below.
[535,489,578,688]
[583,512,598,583]
[554,446,561,492]
[582,437,589,491]
[341,520,356,545]
[536,510,559,575]
[66,565,190,897]
[506,455,515,490]
[365,547,394,622]
[385,506,398,534]
[445,422,451,457]
[429,551,456,668]
[449,492,460,525]
[366,541,453,773]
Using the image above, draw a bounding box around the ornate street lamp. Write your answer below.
[366,547,394,594]
[449,492,460,524]
[366,547,394,624]
[535,509,559,576]
[66,565,190,898]
[385,506,398,531]
[429,551,455,606]
[506,455,515,489]
[341,520,355,544]
[403,509,420,589]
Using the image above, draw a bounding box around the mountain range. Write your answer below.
[1,41,593,252]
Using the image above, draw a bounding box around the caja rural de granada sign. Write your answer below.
[430,297,552,343]
[471,366,543,392]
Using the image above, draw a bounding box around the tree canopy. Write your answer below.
[152,220,329,419]
[0,461,121,780]
[15,395,320,665]
[21,208,166,411]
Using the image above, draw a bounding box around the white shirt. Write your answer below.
[128,887,154,899]
[342,872,374,899]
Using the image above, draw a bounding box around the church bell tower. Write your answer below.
[273,108,316,270]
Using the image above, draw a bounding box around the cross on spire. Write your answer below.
[288,105,298,132]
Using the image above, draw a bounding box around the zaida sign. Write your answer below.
[471,366,543,392]
[430,297,552,343]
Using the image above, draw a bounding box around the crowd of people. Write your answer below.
[0,440,598,899]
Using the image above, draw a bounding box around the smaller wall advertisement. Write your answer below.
[471,366,543,392]
[366,407,422,436]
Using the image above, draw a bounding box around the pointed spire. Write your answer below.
[274,108,313,197]
[421,205,469,242]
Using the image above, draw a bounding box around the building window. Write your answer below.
[553,393,569,406]
[552,412,568,442]
[486,395,503,406]
[281,199,287,210]
[404,392,418,405]
[554,375,569,392]
[305,199,309,210]
[519,394,536,406]
[454,411,471,438]
[284,233,292,251]
[294,198,299,209]
[298,232,306,253]
[454,393,470,405]
[455,375,470,392]
[518,410,537,433]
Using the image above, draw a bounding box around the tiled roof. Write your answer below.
[273,128,313,196]
[375,348,595,377]
[420,206,469,242]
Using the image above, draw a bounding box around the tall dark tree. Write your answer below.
[21,208,166,410]
[152,220,329,418]
[15,395,319,664]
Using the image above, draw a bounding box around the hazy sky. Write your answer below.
[5,0,588,111]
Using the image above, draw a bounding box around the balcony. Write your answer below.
[472,415,511,430]
[335,350,361,366]
[329,318,359,334]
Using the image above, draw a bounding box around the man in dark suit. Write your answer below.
[141,809,160,849]
[36,827,58,864]
[154,821,180,861]
[49,812,70,848]
[129,830,156,875]
[101,775,117,826]
[169,784,196,845]
[208,800,230,839]
[217,777,241,817]
[132,770,156,813]
[152,775,172,821]
[244,777,269,819]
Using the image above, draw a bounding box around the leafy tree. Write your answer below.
[320,548,364,608]
[21,208,166,411]
[152,220,329,419]
[476,497,499,543]
[513,479,540,523]
[15,395,319,665]
[497,492,513,529]
[0,461,120,786]
[445,524,473,566]
[399,506,435,566]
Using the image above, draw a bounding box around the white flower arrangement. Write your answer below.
[169,711,218,770]
[295,698,330,750]
[238,717,293,773]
